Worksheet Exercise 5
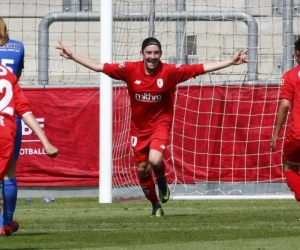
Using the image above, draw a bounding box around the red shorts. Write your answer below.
[283,135,300,164]
[131,126,170,164]
[0,139,14,180]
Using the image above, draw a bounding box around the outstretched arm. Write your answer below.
[203,49,248,73]
[270,99,290,151]
[56,41,104,72]
[22,113,58,158]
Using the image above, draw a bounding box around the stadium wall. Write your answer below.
[0,0,291,84]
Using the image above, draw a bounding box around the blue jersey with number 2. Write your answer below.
[0,38,25,162]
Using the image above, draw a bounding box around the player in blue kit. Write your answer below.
[0,17,25,235]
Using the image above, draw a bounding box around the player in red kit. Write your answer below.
[57,37,247,216]
[0,64,58,235]
[271,37,300,203]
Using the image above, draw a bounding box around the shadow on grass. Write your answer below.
[2,248,55,250]
[163,214,190,217]
[9,232,50,237]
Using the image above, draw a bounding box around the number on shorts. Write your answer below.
[131,136,137,147]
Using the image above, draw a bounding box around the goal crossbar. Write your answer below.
[38,11,258,85]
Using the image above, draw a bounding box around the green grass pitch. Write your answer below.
[2,198,300,250]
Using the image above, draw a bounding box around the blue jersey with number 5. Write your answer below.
[0,38,24,76]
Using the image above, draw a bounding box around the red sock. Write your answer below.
[153,160,166,179]
[284,170,300,201]
[139,172,159,206]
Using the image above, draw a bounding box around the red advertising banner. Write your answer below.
[17,85,283,187]
[18,88,100,186]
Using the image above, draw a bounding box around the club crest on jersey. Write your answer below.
[119,62,125,68]
[176,64,182,68]
[157,78,163,88]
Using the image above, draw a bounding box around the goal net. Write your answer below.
[110,0,294,199]
[3,0,296,199]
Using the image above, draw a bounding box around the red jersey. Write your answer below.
[103,61,204,135]
[281,64,300,139]
[0,64,31,142]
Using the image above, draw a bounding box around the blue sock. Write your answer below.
[0,211,3,229]
[2,178,17,226]
[0,182,3,228]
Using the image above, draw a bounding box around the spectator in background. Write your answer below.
[0,17,25,234]
[271,37,300,203]
[57,38,247,216]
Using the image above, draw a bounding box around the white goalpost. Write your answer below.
[99,0,113,203]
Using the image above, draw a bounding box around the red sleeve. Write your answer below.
[166,64,204,85]
[280,72,294,101]
[102,62,128,82]
[13,83,31,118]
